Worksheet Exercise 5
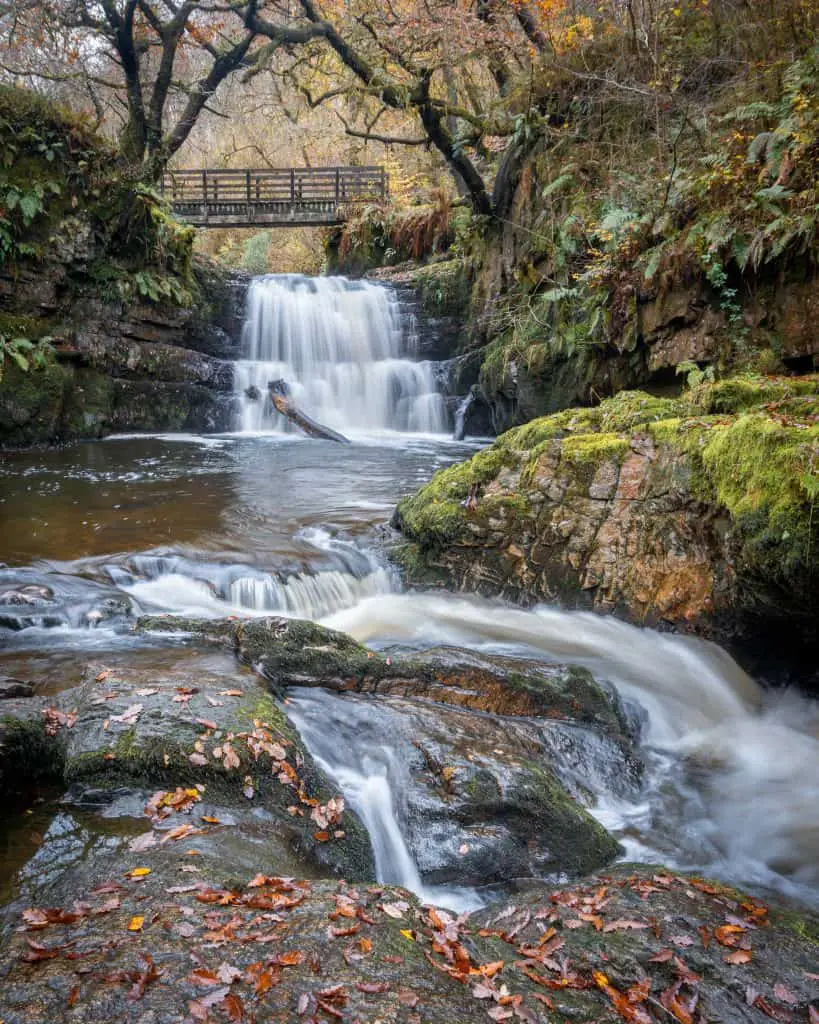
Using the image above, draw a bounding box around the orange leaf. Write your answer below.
[127,916,144,932]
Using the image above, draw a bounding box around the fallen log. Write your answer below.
[267,379,351,443]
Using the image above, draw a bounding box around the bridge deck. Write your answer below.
[162,166,387,228]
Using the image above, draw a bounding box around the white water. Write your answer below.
[322,592,819,907]
[234,275,447,433]
[287,697,482,913]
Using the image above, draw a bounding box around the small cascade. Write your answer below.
[234,274,448,434]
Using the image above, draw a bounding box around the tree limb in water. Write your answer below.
[266,380,350,443]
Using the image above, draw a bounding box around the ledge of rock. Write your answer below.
[393,376,819,684]
[0,857,815,1023]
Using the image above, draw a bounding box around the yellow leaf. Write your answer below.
[400,930,414,941]
[128,867,151,878]
[128,916,144,932]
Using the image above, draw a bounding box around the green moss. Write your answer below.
[395,443,515,546]
[598,390,685,431]
[562,432,629,465]
[693,373,819,415]
[0,717,64,796]
[699,413,819,574]
[0,313,54,340]
[414,259,472,319]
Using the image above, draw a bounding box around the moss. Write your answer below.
[0,313,55,340]
[598,390,685,432]
[693,373,819,415]
[414,259,472,319]
[505,759,621,874]
[395,443,515,547]
[0,717,65,797]
[698,413,819,575]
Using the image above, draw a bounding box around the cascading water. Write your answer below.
[234,274,448,434]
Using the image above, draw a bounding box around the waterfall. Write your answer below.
[234,274,448,434]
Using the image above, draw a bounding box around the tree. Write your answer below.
[0,1,327,179]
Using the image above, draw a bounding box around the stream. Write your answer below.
[1,275,818,916]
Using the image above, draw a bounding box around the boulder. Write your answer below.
[394,377,819,682]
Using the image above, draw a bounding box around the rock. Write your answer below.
[0,678,34,699]
[138,615,633,879]
[137,616,634,752]
[0,855,815,1023]
[289,686,631,885]
[394,378,819,682]
[0,652,374,882]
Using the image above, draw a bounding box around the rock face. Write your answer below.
[394,378,819,680]
[0,265,246,447]
[0,854,816,1023]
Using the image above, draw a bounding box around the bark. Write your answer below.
[267,380,350,443]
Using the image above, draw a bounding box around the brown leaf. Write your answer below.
[753,996,794,1023]
[714,924,745,947]
[356,981,390,993]
[724,949,752,965]
[277,950,305,966]
[697,925,711,949]
[648,948,674,963]
[772,984,797,1006]
[222,992,244,1021]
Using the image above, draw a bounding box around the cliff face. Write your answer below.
[0,86,247,447]
[0,265,246,447]
[394,377,819,682]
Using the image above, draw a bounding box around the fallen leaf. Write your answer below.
[218,689,243,697]
[714,924,745,947]
[603,919,649,932]
[217,962,243,984]
[189,753,208,767]
[648,948,673,962]
[110,703,143,725]
[128,833,157,853]
[135,688,159,697]
[724,949,752,965]
[773,984,797,1006]
[127,916,144,932]
[127,867,151,879]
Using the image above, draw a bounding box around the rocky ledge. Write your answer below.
[393,375,819,683]
[0,616,816,1023]
[0,263,247,447]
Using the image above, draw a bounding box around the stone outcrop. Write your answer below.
[0,849,815,1023]
[136,613,635,880]
[394,377,819,682]
[0,263,246,447]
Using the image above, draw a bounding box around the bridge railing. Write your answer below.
[161,166,388,206]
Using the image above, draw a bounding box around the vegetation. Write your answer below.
[397,375,819,581]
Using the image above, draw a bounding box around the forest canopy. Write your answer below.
[0,0,814,219]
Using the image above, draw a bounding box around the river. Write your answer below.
[1,275,817,915]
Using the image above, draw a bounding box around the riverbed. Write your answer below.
[1,275,818,919]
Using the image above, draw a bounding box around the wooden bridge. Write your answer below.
[161,166,388,228]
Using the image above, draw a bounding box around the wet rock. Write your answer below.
[0,678,34,699]
[290,687,631,885]
[0,856,815,1024]
[0,585,54,606]
[394,379,819,680]
[0,655,374,882]
[137,615,634,879]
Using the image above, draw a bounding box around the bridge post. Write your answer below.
[246,169,251,222]
[202,169,208,224]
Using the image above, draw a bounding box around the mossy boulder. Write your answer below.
[395,375,819,679]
